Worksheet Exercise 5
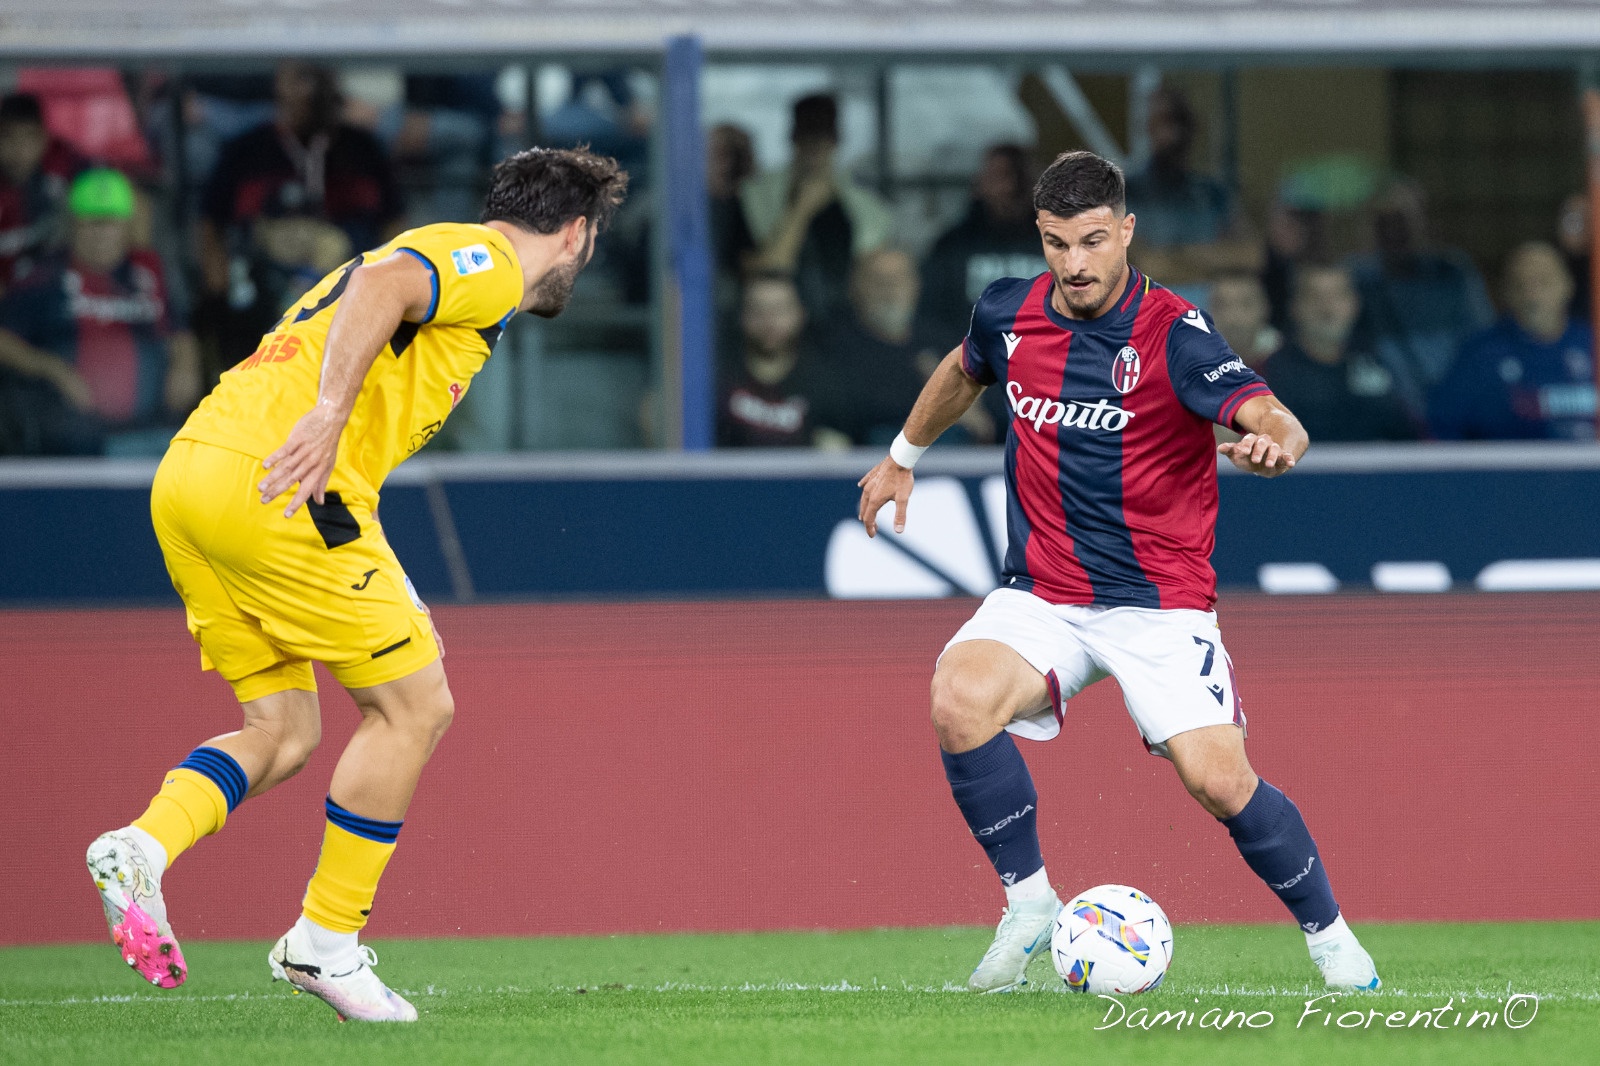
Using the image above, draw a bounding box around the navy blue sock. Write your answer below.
[941,731,1043,887]
[1223,779,1340,934]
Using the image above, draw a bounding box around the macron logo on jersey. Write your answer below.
[1181,309,1210,332]
[1002,331,1022,359]
[451,244,495,276]
[1007,381,1134,433]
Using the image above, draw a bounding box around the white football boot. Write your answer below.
[86,828,187,988]
[269,922,418,1022]
[1312,926,1382,990]
[967,894,1062,993]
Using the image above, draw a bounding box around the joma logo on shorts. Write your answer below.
[1007,381,1134,433]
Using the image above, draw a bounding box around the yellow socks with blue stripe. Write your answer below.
[130,746,249,868]
[301,797,403,935]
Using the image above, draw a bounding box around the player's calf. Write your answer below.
[1221,779,1381,989]
[234,700,322,797]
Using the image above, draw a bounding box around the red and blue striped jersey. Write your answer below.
[961,269,1271,610]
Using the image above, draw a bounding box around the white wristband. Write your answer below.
[889,432,929,470]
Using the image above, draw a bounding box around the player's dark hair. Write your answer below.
[0,93,45,127]
[1033,150,1126,219]
[480,146,629,236]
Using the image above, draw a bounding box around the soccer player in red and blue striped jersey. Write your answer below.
[858,151,1380,994]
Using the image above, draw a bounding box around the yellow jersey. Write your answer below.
[176,222,523,503]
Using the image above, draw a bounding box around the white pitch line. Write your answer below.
[2,983,1596,1008]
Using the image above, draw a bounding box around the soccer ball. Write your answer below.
[1050,884,1174,994]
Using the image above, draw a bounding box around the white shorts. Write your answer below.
[940,587,1246,758]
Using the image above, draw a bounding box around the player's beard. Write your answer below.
[527,230,594,319]
[1058,258,1126,319]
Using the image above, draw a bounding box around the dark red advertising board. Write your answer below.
[6,594,1597,945]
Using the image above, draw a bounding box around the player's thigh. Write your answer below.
[152,443,316,702]
[1084,608,1245,759]
[169,445,439,689]
[224,514,440,692]
[937,588,1103,740]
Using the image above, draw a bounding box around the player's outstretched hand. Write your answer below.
[857,456,914,538]
[259,403,346,517]
[1217,432,1297,478]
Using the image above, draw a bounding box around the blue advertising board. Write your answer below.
[2,444,1598,604]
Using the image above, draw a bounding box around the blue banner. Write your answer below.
[3,446,1598,603]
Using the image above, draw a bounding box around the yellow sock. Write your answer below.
[130,769,229,868]
[302,798,402,934]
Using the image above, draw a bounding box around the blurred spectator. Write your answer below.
[708,122,756,310]
[1348,178,1493,419]
[1123,86,1261,303]
[541,69,654,306]
[200,182,353,383]
[919,144,1046,344]
[1260,199,1328,333]
[740,93,893,323]
[1260,263,1416,442]
[718,270,845,448]
[0,169,200,455]
[0,93,86,292]
[378,73,504,225]
[818,249,947,445]
[199,61,403,304]
[1430,242,1595,441]
[179,75,277,196]
[1208,271,1280,369]
[1556,192,1591,323]
[543,71,652,183]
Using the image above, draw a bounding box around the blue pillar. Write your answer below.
[664,34,714,450]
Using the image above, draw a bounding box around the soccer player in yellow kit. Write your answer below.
[85,147,626,1022]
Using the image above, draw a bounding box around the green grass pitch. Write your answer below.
[3,923,1595,1065]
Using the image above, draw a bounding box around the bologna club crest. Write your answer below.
[1112,346,1141,394]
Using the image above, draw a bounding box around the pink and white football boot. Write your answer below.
[86,828,187,988]
[269,921,418,1022]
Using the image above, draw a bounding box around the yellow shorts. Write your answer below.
[151,439,440,702]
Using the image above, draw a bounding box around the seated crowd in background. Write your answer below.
[0,61,523,456]
[0,64,404,456]
[0,69,1592,456]
[0,165,199,455]
[715,86,1595,448]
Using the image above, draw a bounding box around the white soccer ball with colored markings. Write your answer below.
[1050,884,1174,994]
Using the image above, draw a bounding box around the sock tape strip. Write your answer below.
[325,796,403,844]
[176,747,248,812]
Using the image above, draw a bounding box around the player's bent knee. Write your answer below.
[426,692,455,743]
[1185,770,1258,820]
[401,682,454,753]
[278,726,321,777]
[929,668,1007,750]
